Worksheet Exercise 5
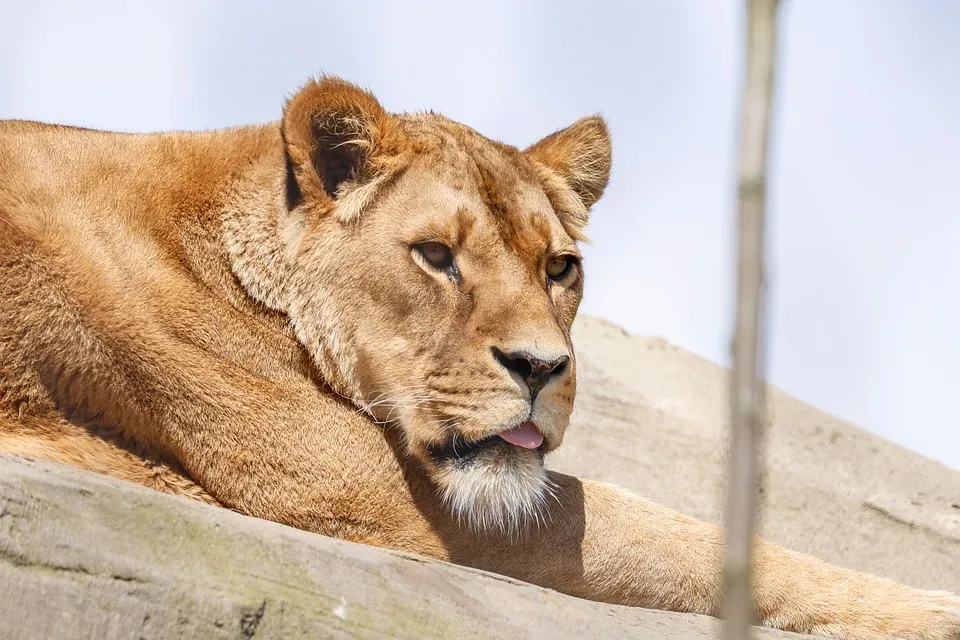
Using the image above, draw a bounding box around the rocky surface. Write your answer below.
[555,317,959,593]
[0,453,805,639]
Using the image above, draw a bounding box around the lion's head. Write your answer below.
[259,76,610,534]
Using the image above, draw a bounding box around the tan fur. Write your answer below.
[0,76,956,639]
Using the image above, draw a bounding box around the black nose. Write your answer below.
[492,347,570,403]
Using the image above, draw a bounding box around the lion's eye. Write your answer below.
[546,255,577,281]
[415,242,454,270]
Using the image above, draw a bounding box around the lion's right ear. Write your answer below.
[281,75,402,221]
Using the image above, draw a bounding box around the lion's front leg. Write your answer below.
[453,475,960,640]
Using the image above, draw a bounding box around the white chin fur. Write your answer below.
[434,447,558,538]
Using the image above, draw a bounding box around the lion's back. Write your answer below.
[0,121,147,241]
[0,120,275,505]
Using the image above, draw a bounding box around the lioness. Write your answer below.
[0,76,957,639]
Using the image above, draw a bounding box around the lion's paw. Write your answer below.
[806,587,960,640]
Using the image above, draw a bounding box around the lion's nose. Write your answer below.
[491,347,570,403]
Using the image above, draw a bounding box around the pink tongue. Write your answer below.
[498,421,544,449]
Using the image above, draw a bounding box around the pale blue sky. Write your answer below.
[3,1,958,470]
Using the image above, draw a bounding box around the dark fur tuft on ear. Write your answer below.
[281,75,405,220]
[525,116,612,239]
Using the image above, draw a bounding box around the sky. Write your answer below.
[2,1,958,470]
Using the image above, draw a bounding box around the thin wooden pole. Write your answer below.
[722,0,781,638]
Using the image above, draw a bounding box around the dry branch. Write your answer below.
[721,0,782,639]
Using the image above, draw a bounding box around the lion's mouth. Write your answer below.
[496,422,544,449]
[428,421,545,462]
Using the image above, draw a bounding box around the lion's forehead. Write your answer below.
[394,117,567,264]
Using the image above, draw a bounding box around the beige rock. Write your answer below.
[0,453,806,640]
[553,316,960,592]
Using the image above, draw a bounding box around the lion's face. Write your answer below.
[279,77,611,534]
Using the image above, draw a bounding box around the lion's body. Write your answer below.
[0,122,281,505]
[1,80,958,639]
[0,119,448,552]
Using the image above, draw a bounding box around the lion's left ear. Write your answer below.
[525,115,612,239]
